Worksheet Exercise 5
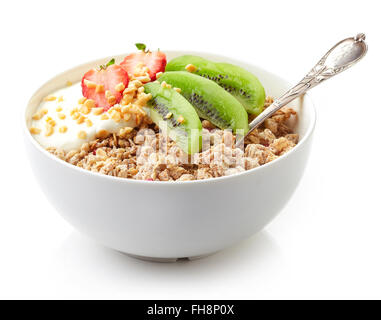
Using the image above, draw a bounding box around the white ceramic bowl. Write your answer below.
[23,51,316,261]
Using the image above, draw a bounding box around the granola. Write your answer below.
[47,98,298,181]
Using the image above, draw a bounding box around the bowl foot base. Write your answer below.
[125,252,215,263]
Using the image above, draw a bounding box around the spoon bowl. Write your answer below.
[325,33,367,70]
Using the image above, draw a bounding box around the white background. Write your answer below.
[1,0,380,299]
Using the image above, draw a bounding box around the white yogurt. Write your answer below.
[30,82,138,152]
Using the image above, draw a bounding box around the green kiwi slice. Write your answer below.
[144,82,202,154]
[158,71,249,134]
[165,55,266,115]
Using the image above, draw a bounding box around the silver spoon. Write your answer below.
[238,33,368,146]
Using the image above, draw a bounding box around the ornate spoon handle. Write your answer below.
[243,33,367,140]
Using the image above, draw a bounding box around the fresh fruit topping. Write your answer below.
[81,59,129,111]
[166,55,266,115]
[144,82,202,154]
[158,71,249,134]
[120,43,167,81]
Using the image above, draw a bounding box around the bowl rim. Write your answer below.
[23,51,316,185]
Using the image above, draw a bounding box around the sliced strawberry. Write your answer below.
[120,45,166,81]
[81,60,129,111]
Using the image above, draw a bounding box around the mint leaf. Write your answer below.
[135,43,147,51]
